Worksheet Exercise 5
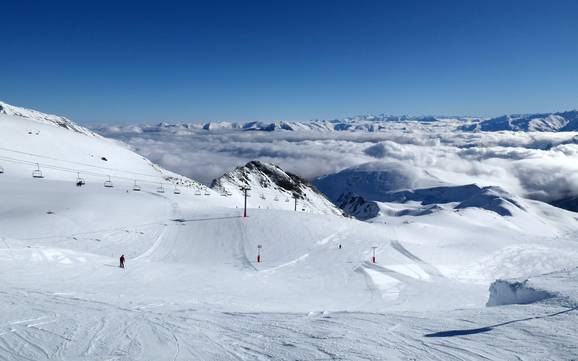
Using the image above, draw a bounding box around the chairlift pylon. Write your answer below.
[104,175,114,188]
[32,163,44,179]
[157,183,165,193]
[132,180,141,191]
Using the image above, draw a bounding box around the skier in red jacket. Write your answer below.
[120,254,125,269]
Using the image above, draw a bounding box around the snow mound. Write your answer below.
[487,280,555,306]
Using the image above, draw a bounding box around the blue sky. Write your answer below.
[1,0,578,123]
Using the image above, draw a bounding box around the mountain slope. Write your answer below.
[2,102,578,360]
[211,160,343,215]
[462,110,578,132]
[314,161,444,202]
[0,100,101,137]
[0,101,207,192]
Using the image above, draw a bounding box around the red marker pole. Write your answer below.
[257,245,262,263]
[371,246,377,264]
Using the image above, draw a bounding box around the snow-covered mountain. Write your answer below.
[0,100,101,137]
[462,110,578,132]
[97,114,476,135]
[211,160,343,215]
[0,100,207,192]
[335,184,527,220]
[314,161,444,203]
[3,100,578,360]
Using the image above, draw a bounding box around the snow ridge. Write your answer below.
[211,160,343,215]
[0,100,99,137]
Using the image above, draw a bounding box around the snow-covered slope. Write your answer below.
[0,101,208,193]
[211,160,343,215]
[3,102,578,360]
[0,100,101,137]
[314,161,444,203]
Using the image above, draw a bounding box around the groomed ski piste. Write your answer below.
[1,107,578,360]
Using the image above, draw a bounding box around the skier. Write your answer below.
[338,244,342,249]
[120,254,125,269]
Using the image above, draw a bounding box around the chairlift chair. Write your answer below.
[104,175,114,188]
[157,183,165,193]
[75,172,86,187]
[274,195,279,201]
[204,190,210,196]
[132,180,141,191]
[194,189,202,196]
[285,197,290,202]
[173,185,181,194]
[32,163,44,179]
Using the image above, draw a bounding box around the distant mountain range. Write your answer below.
[461,110,578,132]
[105,110,578,134]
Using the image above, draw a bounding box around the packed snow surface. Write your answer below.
[2,106,578,360]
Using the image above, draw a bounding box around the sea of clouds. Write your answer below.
[93,121,578,203]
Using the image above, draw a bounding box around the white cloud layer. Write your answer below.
[92,122,578,202]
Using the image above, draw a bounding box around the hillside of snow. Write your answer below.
[2,101,578,360]
[211,160,342,216]
[0,105,209,193]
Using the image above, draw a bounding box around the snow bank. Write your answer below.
[486,279,554,306]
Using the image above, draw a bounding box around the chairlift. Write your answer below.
[173,185,181,194]
[32,163,44,179]
[75,172,86,187]
[132,180,141,191]
[157,183,165,193]
[104,175,114,188]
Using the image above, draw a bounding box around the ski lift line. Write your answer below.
[0,154,209,193]
[0,146,169,180]
[0,155,164,183]
[0,155,170,187]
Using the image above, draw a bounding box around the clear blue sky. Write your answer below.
[1,0,578,123]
